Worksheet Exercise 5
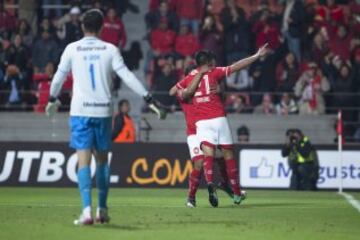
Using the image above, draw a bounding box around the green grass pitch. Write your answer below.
[0,188,359,240]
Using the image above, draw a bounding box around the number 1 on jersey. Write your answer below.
[89,63,96,90]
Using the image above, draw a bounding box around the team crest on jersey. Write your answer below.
[193,147,200,154]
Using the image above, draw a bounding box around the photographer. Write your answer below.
[281,129,319,191]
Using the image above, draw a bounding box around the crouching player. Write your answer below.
[45,9,165,225]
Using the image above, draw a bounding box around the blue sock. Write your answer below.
[77,166,92,210]
[96,163,110,209]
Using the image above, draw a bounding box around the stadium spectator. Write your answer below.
[253,93,275,115]
[150,18,176,56]
[328,63,354,114]
[63,7,83,45]
[252,10,281,51]
[18,0,39,35]
[15,19,34,48]
[250,42,288,102]
[281,0,306,62]
[101,7,127,49]
[38,17,57,38]
[145,0,178,31]
[152,62,177,106]
[307,31,329,66]
[112,99,136,143]
[294,63,330,115]
[221,0,251,64]
[200,15,224,64]
[32,30,58,73]
[171,0,204,35]
[226,94,250,113]
[275,92,298,116]
[226,68,251,91]
[0,1,16,39]
[276,52,300,92]
[174,23,200,58]
[237,125,250,143]
[282,129,319,191]
[328,25,353,61]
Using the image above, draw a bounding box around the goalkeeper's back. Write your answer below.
[49,9,148,118]
[57,37,123,117]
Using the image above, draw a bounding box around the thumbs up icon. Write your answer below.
[250,157,273,178]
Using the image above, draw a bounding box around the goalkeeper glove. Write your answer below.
[144,94,167,120]
[45,96,61,118]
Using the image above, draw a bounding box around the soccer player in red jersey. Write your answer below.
[176,45,269,207]
[169,64,209,208]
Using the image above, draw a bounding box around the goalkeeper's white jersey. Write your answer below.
[50,36,148,117]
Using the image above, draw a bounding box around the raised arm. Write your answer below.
[229,43,268,73]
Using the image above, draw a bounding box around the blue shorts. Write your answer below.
[69,116,112,151]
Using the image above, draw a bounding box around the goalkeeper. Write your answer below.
[46,9,165,225]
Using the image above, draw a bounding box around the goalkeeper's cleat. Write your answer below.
[234,191,247,205]
[186,198,196,208]
[96,208,110,224]
[73,208,94,226]
[218,182,234,199]
[207,183,219,208]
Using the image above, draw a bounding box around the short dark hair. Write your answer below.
[82,9,104,33]
[184,64,196,75]
[118,99,129,108]
[237,125,249,136]
[195,50,211,66]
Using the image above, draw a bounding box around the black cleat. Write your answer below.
[207,183,219,207]
[218,182,234,199]
[186,198,196,208]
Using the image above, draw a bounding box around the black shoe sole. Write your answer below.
[207,185,218,207]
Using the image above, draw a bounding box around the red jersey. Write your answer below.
[101,17,127,49]
[176,67,231,121]
[177,92,197,136]
[150,29,176,54]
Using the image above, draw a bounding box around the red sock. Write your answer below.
[216,158,229,185]
[203,156,214,184]
[188,168,201,199]
[225,159,241,195]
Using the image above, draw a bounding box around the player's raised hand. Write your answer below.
[256,43,269,58]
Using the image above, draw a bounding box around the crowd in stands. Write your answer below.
[1,0,360,141]
[145,0,360,141]
[0,0,134,111]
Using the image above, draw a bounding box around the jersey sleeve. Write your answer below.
[111,46,148,97]
[57,45,72,73]
[49,45,72,97]
[212,67,232,82]
[176,75,191,90]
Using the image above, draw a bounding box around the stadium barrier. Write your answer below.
[0,142,359,189]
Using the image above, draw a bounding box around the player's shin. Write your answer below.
[77,166,92,210]
[203,156,214,184]
[96,163,110,209]
[188,158,202,199]
[224,158,241,196]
